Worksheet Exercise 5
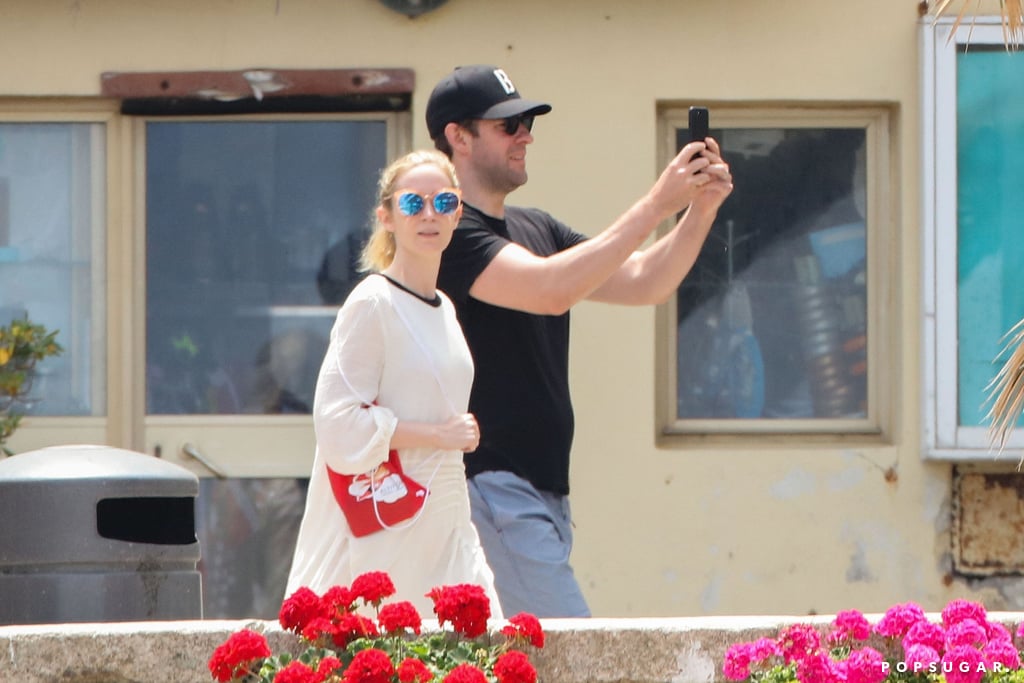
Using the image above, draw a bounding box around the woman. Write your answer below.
[286,150,500,617]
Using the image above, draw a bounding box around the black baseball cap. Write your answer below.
[426,65,552,140]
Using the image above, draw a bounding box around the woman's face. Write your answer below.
[380,163,461,261]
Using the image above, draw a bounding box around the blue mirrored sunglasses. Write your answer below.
[396,189,462,217]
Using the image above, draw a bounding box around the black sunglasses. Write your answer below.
[501,114,535,136]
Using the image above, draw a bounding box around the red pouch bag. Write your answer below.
[326,449,429,537]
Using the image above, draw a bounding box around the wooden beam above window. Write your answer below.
[101,68,414,115]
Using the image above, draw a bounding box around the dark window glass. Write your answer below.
[676,127,867,420]
[145,120,386,415]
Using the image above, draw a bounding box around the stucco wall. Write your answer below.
[0,0,1014,618]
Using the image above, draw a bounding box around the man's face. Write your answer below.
[464,116,535,195]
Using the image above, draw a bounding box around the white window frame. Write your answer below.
[921,16,1024,460]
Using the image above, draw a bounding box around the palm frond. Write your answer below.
[984,317,1024,453]
[932,0,1024,46]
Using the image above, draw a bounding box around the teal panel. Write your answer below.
[957,48,1024,426]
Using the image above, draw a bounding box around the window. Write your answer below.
[0,116,108,422]
[923,18,1024,459]
[657,106,893,442]
[139,114,397,619]
[145,118,387,416]
[0,87,408,620]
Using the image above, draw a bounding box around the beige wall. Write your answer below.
[1,0,1011,617]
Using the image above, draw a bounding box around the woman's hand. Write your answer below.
[435,413,480,452]
[389,413,481,452]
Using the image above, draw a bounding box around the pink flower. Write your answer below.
[945,619,988,649]
[748,638,782,667]
[829,610,871,645]
[903,619,946,654]
[723,643,754,681]
[845,647,887,683]
[875,602,926,639]
[778,623,821,664]
[984,638,1022,669]
[986,621,1013,643]
[904,643,941,671]
[942,599,988,628]
[1016,622,1024,642]
[942,644,986,683]
[847,647,888,683]
[796,652,840,683]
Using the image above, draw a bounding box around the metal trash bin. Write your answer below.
[0,444,202,624]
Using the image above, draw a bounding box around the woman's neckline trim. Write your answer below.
[377,273,442,307]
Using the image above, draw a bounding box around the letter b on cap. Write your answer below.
[493,69,516,95]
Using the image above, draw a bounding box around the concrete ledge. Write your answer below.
[0,615,814,683]
[5,614,1024,683]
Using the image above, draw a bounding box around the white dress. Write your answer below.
[286,274,500,618]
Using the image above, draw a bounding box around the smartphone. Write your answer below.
[689,106,709,143]
[688,106,709,164]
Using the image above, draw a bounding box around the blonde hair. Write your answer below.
[359,149,459,272]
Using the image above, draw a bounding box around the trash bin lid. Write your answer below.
[0,445,200,567]
[0,444,198,487]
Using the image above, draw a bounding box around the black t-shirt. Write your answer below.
[438,204,587,495]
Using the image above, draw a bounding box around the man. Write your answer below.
[427,65,732,617]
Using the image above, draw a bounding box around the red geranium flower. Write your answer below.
[301,616,338,646]
[208,629,271,683]
[273,660,319,683]
[333,612,379,647]
[441,663,488,683]
[379,600,423,635]
[318,656,344,678]
[210,580,543,683]
[500,613,544,649]
[322,585,357,616]
[494,651,538,683]
[397,657,434,683]
[342,648,395,683]
[351,571,397,606]
[427,584,491,638]
[280,586,325,634]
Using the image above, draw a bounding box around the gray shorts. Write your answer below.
[468,470,591,618]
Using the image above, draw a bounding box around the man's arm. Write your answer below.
[587,162,733,306]
[467,141,712,316]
